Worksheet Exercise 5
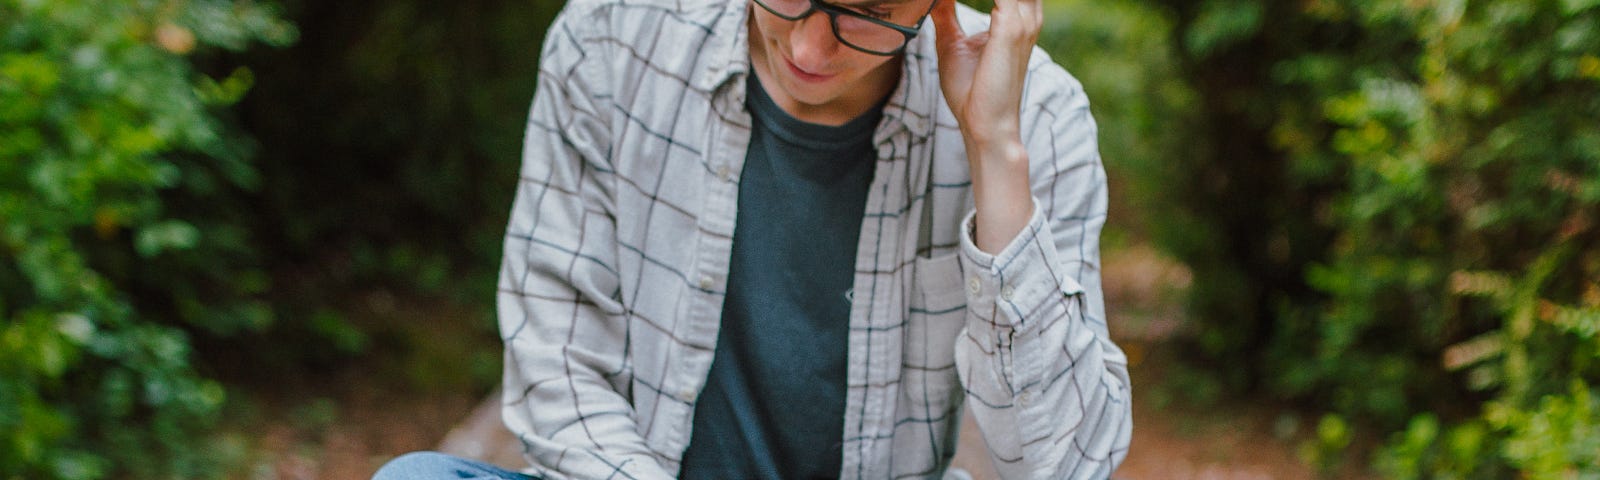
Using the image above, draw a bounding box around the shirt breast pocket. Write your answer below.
[902,253,968,413]
[891,252,970,471]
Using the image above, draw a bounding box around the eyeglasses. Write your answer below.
[751,0,937,56]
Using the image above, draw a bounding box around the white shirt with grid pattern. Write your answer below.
[497,0,1132,478]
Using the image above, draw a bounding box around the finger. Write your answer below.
[931,0,964,49]
[1011,0,1041,22]
[984,0,1018,41]
[966,30,991,50]
[990,0,1016,19]
[986,0,1039,48]
[1012,0,1043,37]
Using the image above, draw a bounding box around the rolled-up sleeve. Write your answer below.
[951,59,1133,479]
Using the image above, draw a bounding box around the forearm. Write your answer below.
[499,336,674,480]
[957,81,1132,475]
[964,134,1035,254]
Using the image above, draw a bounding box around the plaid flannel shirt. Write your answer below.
[497,0,1132,478]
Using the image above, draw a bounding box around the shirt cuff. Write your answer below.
[958,199,1081,332]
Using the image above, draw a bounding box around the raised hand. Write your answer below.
[931,0,1042,252]
[931,0,1040,145]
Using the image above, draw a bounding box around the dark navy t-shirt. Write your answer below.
[677,73,883,480]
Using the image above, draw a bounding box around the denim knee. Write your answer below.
[372,451,532,480]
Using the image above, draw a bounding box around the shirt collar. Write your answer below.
[694,0,753,93]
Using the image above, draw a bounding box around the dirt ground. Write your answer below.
[232,244,1370,479]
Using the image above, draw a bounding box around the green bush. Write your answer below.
[1130,0,1600,475]
[0,0,292,478]
[1034,0,1197,241]
[170,0,567,391]
[6,0,577,474]
[231,0,564,301]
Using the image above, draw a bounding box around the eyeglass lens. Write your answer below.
[756,0,911,54]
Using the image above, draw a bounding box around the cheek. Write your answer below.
[753,15,790,47]
[845,53,894,77]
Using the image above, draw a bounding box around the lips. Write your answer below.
[783,57,835,83]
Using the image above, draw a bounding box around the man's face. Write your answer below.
[747,0,936,120]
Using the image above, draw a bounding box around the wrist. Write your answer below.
[966,141,1031,254]
[959,121,1022,155]
[965,138,1028,179]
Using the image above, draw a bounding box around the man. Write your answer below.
[375,0,1130,477]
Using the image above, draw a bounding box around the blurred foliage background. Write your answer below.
[2,0,294,477]
[1120,0,1600,477]
[2,0,1597,478]
[3,0,561,477]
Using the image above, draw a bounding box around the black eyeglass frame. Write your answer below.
[750,0,939,56]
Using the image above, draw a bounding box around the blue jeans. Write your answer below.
[372,451,541,480]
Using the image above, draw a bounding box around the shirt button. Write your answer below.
[679,388,697,403]
[967,277,982,294]
[717,166,732,182]
[1001,285,1015,301]
[698,276,715,290]
[1018,391,1035,406]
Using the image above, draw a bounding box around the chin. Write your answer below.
[786,88,839,107]
[779,75,847,105]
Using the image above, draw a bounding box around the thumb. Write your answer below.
[931,0,964,49]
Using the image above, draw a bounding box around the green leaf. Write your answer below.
[1184,0,1263,58]
[55,313,95,344]
[1560,0,1600,15]
[134,220,199,257]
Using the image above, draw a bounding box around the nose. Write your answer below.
[788,12,839,71]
